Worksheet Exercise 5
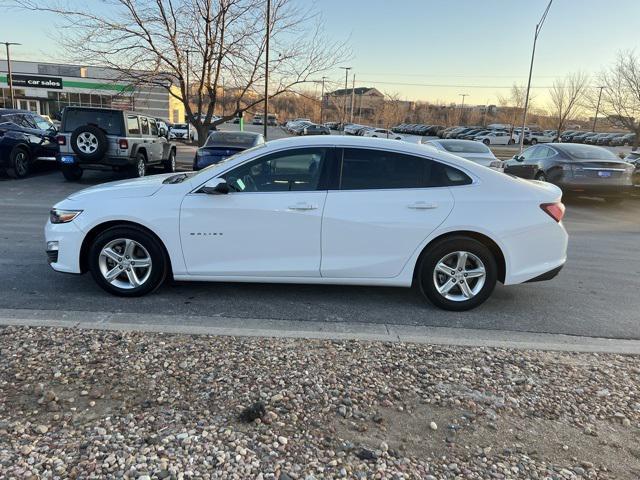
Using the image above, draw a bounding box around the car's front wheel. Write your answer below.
[7,147,30,179]
[482,139,490,145]
[88,226,167,297]
[418,236,497,311]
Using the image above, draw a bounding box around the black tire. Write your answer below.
[418,236,497,311]
[535,171,547,182]
[130,152,147,178]
[163,149,176,173]
[530,138,538,145]
[61,165,84,181]
[88,226,167,297]
[70,125,108,161]
[482,139,490,145]
[508,139,515,145]
[6,146,31,179]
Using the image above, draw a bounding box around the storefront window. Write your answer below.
[80,93,91,105]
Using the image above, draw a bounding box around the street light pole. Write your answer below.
[2,42,21,109]
[458,93,469,124]
[592,86,606,132]
[519,0,553,153]
[263,0,271,140]
[339,67,351,128]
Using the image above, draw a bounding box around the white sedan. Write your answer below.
[473,131,513,145]
[422,139,504,172]
[363,128,402,140]
[45,136,567,311]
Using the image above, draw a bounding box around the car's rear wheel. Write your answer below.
[163,149,176,173]
[482,139,490,145]
[508,139,515,145]
[530,138,538,145]
[418,236,497,311]
[7,147,30,179]
[130,152,147,178]
[535,172,547,182]
[61,165,84,181]
[88,226,167,297]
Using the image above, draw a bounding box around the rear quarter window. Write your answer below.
[63,109,124,135]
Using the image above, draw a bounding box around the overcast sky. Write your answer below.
[3,0,639,105]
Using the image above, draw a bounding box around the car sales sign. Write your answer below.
[9,74,63,90]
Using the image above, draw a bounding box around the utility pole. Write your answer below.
[2,42,21,109]
[320,76,326,124]
[519,0,553,153]
[339,66,351,128]
[592,86,606,132]
[263,0,271,139]
[350,74,355,123]
[458,93,469,124]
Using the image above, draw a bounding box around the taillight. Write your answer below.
[119,139,128,149]
[540,202,565,222]
[56,135,66,146]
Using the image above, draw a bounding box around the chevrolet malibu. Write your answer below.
[45,136,568,311]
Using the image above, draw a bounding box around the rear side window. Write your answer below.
[140,117,150,135]
[127,115,140,135]
[63,109,124,135]
[340,148,472,190]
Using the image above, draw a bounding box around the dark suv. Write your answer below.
[0,108,59,179]
[56,107,177,181]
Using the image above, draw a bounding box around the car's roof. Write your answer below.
[0,108,33,115]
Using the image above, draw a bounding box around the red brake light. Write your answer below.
[119,139,129,149]
[56,135,66,146]
[540,202,565,222]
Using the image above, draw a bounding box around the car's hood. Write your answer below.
[67,173,177,201]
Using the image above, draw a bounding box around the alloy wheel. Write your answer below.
[432,251,486,301]
[98,238,152,289]
[76,132,99,154]
[137,158,146,177]
[15,152,28,176]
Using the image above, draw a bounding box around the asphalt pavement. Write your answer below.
[0,126,639,343]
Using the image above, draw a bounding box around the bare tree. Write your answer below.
[547,72,589,141]
[12,0,347,144]
[372,93,407,128]
[497,84,528,137]
[590,51,640,150]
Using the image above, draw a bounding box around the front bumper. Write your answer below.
[44,220,84,274]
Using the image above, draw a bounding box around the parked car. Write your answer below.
[570,132,595,144]
[623,151,640,187]
[56,106,177,181]
[46,135,568,311]
[560,130,580,142]
[363,128,402,139]
[527,130,555,145]
[156,119,170,139]
[289,121,314,135]
[301,124,330,136]
[584,133,607,145]
[503,143,634,203]
[610,133,636,147]
[473,131,513,146]
[343,123,366,135]
[438,126,459,138]
[422,139,503,171]
[169,123,195,141]
[458,129,485,140]
[0,108,59,178]
[323,122,340,130]
[596,133,625,146]
[193,131,264,170]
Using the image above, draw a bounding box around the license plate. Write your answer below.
[598,171,612,178]
[60,155,76,164]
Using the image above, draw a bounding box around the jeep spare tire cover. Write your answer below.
[70,125,108,161]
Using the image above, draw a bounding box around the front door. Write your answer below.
[180,147,331,276]
[321,147,456,278]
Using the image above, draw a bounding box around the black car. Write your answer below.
[0,108,59,179]
[193,131,265,170]
[570,132,595,144]
[503,143,634,203]
[610,133,636,147]
[623,151,640,187]
[301,124,330,135]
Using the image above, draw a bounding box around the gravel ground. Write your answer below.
[1,327,639,479]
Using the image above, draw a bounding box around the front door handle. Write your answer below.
[288,203,317,211]
[408,202,438,210]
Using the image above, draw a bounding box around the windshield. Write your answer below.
[560,144,619,161]
[435,140,491,154]
[172,123,188,129]
[205,132,259,147]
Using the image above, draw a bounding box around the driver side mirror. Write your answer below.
[200,178,230,195]
[513,155,524,162]
[159,127,167,137]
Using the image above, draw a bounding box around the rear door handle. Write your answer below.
[288,203,317,211]
[408,202,438,210]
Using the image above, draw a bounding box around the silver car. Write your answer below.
[422,139,503,171]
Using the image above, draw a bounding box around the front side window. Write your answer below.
[340,148,472,190]
[149,118,158,136]
[222,148,327,192]
[140,116,150,135]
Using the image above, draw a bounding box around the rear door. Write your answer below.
[320,147,456,278]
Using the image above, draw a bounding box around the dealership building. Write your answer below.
[0,60,184,123]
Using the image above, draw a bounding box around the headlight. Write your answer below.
[50,209,82,224]
[489,161,503,169]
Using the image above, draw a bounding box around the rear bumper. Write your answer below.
[557,181,633,197]
[525,263,564,283]
[57,153,135,169]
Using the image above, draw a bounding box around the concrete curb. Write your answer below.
[0,308,639,354]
